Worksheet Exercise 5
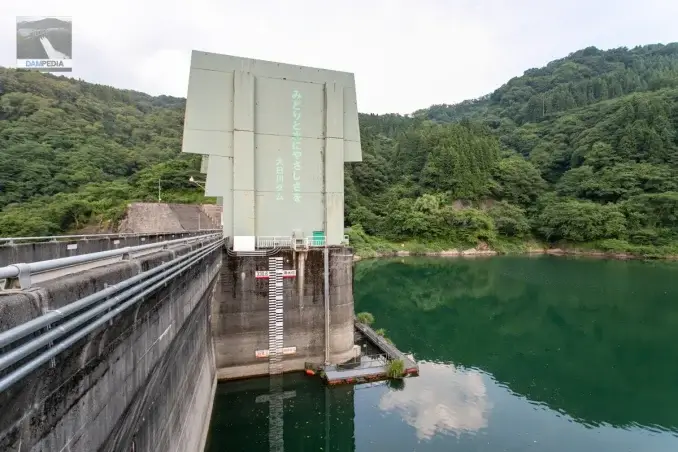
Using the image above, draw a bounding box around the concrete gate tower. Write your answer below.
[182,50,362,379]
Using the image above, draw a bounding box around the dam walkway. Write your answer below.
[0,231,223,452]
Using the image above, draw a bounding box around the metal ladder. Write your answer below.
[268,256,284,375]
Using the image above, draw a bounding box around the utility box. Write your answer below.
[232,236,256,252]
[181,51,362,246]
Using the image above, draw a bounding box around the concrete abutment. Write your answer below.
[0,244,357,450]
[0,243,221,452]
[211,246,356,380]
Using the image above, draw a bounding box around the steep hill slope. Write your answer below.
[0,68,214,236]
[347,44,678,255]
[415,43,678,125]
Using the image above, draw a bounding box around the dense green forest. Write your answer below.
[1,43,678,255]
[0,69,207,235]
[349,43,678,256]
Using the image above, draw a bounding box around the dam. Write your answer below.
[0,51,368,451]
[181,50,363,378]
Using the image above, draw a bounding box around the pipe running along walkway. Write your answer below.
[0,232,224,392]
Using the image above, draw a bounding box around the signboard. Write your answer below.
[255,347,297,358]
[16,16,73,72]
[255,270,297,279]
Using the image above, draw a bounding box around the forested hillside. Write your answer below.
[347,43,678,256]
[0,69,211,236]
[1,43,678,256]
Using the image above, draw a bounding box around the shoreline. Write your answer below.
[353,246,678,262]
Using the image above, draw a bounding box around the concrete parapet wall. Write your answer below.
[0,231,208,267]
[118,203,220,235]
[118,203,185,233]
[212,246,355,379]
[0,242,221,451]
[200,204,223,228]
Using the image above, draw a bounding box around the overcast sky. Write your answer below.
[1,0,677,114]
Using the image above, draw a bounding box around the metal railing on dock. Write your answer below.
[354,320,418,372]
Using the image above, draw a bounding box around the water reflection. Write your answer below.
[378,361,491,440]
[207,256,678,451]
[355,255,678,434]
[206,374,356,452]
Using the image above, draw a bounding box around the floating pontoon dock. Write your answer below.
[316,320,419,385]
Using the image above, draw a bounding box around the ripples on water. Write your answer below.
[207,256,678,451]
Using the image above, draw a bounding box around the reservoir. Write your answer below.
[206,255,678,451]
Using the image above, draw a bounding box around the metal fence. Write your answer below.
[0,234,224,392]
[336,353,389,371]
[0,232,222,289]
[0,229,221,245]
[256,236,293,248]
[254,235,350,249]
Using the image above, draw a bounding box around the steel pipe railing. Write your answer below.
[0,237,223,392]
[0,230,221,245]
[0,236,223,350]
[256,236,293,248]
[0,232,221,288]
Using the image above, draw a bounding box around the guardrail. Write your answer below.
[0,235,224,392]
[256,236,293,248]
[253,235,350,249]
[306,237,326,247]
[0,232,222,289]
[354,319,417,371]
[0,230,221,245]
[336,353,388,370]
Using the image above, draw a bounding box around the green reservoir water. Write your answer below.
[206,255,678,451]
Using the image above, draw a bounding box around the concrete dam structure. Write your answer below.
[0,52,363,451]
[213,247,355,380]
[0,233,222,451]
[117,203,223,234]
[182,51,363,379]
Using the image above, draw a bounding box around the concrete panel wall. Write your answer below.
[0,243,221,452]
[182,51,363,244]
[212,247,355,380]
[118,203,220,234]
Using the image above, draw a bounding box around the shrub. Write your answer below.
[356,312,375,325]
[386,359,405,379]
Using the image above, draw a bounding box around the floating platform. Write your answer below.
[308,320,419,386]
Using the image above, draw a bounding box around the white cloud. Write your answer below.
[1,0,677,113]
[378,361,492,440]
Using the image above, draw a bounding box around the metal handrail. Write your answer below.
[0,229,221,245]
[0,237,223,350]
[305,237,326,247]
[256,236,293,248]
[354,319,416,368]
[0,232,221,285]
[360,354,390,369]
[244,235,351,250]
[0,238,224,392]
